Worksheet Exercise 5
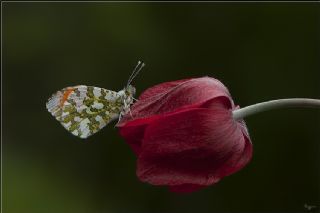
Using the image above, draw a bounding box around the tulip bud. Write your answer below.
[117,77,252,193]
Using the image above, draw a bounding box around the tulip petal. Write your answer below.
[118,77,235,156]
[118,77,233,125]
[118,115,161,155]
[136,100,252,191]
[139,78,191,101]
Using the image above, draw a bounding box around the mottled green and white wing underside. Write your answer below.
[46,85,123,139]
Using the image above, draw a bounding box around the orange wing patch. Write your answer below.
[60,87,75,107]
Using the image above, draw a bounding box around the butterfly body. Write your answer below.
[46,85,136,138]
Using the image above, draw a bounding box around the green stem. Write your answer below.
[232,98,320,120]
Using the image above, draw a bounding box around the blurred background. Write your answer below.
[3,2,320,213]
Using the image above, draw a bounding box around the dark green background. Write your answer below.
[3,3,320,213]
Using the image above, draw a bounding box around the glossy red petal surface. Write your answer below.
[136,100,251,191]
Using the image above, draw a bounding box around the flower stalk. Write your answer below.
[232,98,320,120]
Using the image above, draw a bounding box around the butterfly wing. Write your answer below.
[46,85,123,139]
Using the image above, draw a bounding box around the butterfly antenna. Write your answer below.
[126,60,145,88]
[127,61,141,86]
[129,62,145,85]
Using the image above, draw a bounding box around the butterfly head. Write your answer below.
[125,84,136,97]
[118,84,136,106]
[119,60,144,106]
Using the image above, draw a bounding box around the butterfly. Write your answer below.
[46,61,145,139]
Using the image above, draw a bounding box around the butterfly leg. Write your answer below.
[126,99,134,119]
[129,108,133,118]
[124,99,134,119]
[116,99,128,125]
[115,113,123,126]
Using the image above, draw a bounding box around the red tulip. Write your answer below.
[117,77,252,193]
